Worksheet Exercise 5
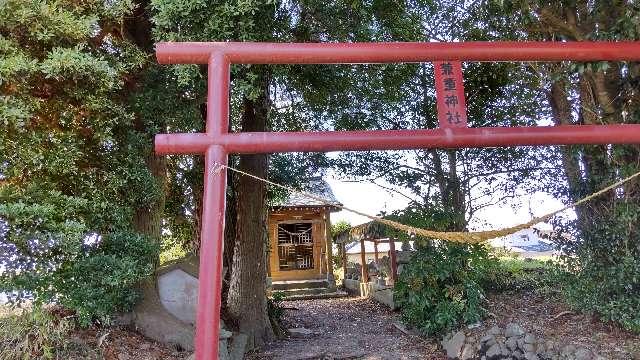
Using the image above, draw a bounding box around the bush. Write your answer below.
[1,230,158,326]
[550,199,640,333]
[479,257,558,294]
[561,254,640,333]
[0,307,73,360]
[394,242,496,336]
[267,291,287,337]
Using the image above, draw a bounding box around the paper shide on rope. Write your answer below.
[213,162,640,244]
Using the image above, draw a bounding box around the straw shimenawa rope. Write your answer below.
[213,163,640,244]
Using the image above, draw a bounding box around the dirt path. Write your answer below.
[246,297,445,360]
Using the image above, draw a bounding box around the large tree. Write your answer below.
[151,0,419,346]
[331,0,559,231]
[491,0,640,331]
[0,0,182,324]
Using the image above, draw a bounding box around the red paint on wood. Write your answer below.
[389,239,398,285]
[434,61,467,128]
[155,125,640,155]
[156,41,640,64]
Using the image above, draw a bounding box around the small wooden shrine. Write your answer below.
[267,178,341,282]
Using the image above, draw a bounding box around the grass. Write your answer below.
[480,254,560,295]
[0,306,73,359]
[498,256,553,271]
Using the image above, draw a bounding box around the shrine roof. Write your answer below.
[271,177,342,211]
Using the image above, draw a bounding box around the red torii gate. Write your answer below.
[154,41,640,360]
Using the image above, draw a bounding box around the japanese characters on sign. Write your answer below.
[434,61,468,128]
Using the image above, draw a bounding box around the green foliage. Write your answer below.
[267,291,286,325]
[552,200,640,333]
[54,232,158,326]
[395,242,496,336]
[331,220,351,238]
[479,256,557,294]
[0,0,164,325]
[560,254,640,333]
[0,307,73,360]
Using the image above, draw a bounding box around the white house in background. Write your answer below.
[489,228,555,256]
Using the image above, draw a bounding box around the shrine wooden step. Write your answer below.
[271,279,329,291]
[279,290,349,301]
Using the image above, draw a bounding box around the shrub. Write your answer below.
[550,199,640,333]
[561,254,640,333]
[54,232,159,326]
[1,229,158,326]
[479,257,558,294]
[267,291,287,336]
[394,242,496,336]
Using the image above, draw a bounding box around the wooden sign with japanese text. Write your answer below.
[434,61,468,128]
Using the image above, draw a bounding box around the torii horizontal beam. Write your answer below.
[154,41,640,360]
[156,125,640,155]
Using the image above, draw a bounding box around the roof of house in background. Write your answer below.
[272,177,342,211]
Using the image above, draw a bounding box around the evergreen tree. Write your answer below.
[0,0,189,324]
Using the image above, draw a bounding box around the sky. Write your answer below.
[326,169,572,231]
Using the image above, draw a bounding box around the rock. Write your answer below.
[574,347,594,360]
[524,352,539,360]
[500,344,510,356]
[219,328,233,339]
[488,325,503,336]
[460,342,475,360]
[485,343,502,359]
[467,322,482,329]
[522,343,535,353]
[134,280,195,351]
[441,330,466,359]
[140,343,151,350]
[288,327,315,338]
[561,344,577,356]
[219,339,231,360]
[480,334,495,344]
[517,338,525,350]
[505,323,525,338]
[229,332,248,360]
[524,333,536,344]
[506,337,518,351]
[513,350,524,360]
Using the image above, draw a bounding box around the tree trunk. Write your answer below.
[226,69,274,348]
[133,154,167,243]
[126,0,166,248]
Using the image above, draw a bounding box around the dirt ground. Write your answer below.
[246,297,444,360]
[52,290,639,359]
[247,292,640,360]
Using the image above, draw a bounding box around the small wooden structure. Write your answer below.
[335,221,400,284]
[267,178,341,281]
